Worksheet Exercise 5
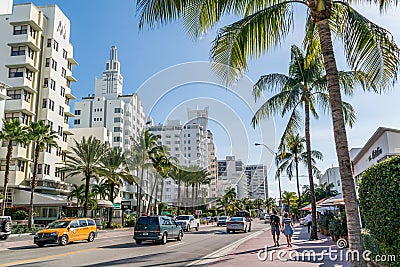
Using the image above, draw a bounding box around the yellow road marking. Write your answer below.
[0,247,99,267]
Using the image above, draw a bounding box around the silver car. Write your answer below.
[217,216,230,226]
[226,217,250,233]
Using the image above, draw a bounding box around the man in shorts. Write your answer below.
[270,209,281,247]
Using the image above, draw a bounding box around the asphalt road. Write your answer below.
[0,220,269,267]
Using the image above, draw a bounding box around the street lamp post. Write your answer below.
[254,143,282,212]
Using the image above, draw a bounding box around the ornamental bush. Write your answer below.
[359,155,400,266]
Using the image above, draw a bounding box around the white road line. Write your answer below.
[186,230,264,266]
[167,242,185,248]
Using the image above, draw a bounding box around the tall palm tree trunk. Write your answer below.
[295,158,301,201]
[28,142,40,228]
[185,182,189,212]
[1,141,13,216]
[177,179,181,215]
[153,178,159,215]
[83,172,90,217]
[147,176,158,215]
[137,153,145,216]
[159,179,164,204]
[316,18,365,267]
[304,101,318,240]
[191,183,195,211]
[277,176,282,210]
[107,182,115,228]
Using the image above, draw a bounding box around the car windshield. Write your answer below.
[230,217,243,222]
[137,217,159,226]
[46,221,71,229]
[219,216,227,220]
[236,211,250,217]
[176,216,190,220]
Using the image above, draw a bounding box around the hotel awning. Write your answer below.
[13,190,68,206]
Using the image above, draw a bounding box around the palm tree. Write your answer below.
[281,191,298,214]
[27,120,58,228]
[264,197,276,214]
[68,184,85,208]
[0,119,29,216]
[61,136,107,217]
[252,46,364,239]
[92,181,110,200]
[169,165,190,215]
[137,2,399,264]
[100,147,133,227]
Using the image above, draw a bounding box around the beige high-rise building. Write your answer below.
[0,3,77,222]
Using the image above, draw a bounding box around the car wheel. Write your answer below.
[177,231,183,241]
[36,242,45,247]
[135,239,142,245]
[87,232,95,242]
[0,235,8,240]
[161,233,167,245]
[59,235,68,246]
[227,229,231,234]
[4,222,11,233]
[195,224,199,231]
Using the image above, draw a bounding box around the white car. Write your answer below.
[0,216,12,240]
[217,216,230,226]
[175,215,200,232]
[226,217,250,233]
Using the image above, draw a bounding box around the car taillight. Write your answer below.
[157,226,160,232]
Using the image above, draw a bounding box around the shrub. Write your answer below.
[11,225,37,234]
[328,213,347,238]
[318,213,334,229]
[359,155,400,266]
[111,222,123,229]
[13,210,29,220]
[125,214,136,227]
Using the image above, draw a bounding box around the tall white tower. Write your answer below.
[95,46,123,97]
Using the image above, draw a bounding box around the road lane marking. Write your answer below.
[186,230,264,266]
[167,242,185,248]
[0,247,99,267]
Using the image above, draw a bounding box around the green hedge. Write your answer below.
[359,155,400,267]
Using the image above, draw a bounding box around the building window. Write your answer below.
[30,27,36,38]
[61,68,66,78]
[43,78,49,88]
[62,49,68,59]
[58,126,63,136]
[45,145,52,153]
[59,106,64,116]
[45,58,50,67]
[53,40,59,51]
[114,117,122,123]
[44,164,50,175]
[74,119,80,125]
[113,137,121,142]
[114,108,123,114]
[47,38,52,48]
[74,110,81,115]
[13,25,28,35]
[8,68,24,78]
[47,99,54,111]
[114,127,122,132]
[50,79,56,90]
[51,59,57,71]
[56,147,62,157]
[27,47,34,59]
[11,46,25,56]
[188,134,191,137]
[47,120,53,130]
[60,86,65,97]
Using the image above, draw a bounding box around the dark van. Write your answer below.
[133,216,183,245]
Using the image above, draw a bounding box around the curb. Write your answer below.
[9,233,33,238]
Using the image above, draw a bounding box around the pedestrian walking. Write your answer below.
[269,209,281,247]
[282,213,294,247]
[305,213,312,233]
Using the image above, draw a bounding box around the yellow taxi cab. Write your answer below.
[34,218,97,247]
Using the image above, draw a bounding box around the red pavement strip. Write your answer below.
[210,225,351,267]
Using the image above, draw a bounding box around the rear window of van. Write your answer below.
[137,217,159,226]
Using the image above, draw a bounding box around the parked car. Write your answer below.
[134,216,183,245]
[217,216,230,226]
[226,217,250,233]
[206,216,213,223]
[34,218,97,247]
[264,215,271,224]
[259,213,266,220]
[0,216,12,240]
[175,215,200,232]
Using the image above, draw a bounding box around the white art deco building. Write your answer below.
[0,3,77,222]
[73,46,146,151]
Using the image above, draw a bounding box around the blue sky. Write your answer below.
[12,0,400,198]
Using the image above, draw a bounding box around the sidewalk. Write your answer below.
[211,224,351,267]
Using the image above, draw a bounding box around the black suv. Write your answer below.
[133,216,183,245]
[0,216,12,240]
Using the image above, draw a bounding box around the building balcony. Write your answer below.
[67,57,78,66]
[66,75,77,83]
[65,92,76,100]
[5,54,37,70]
[7,32,39,50]
[5,77,36,93]
[0,146,29,161]
[0,170,27,187]
[5,98,33,113]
